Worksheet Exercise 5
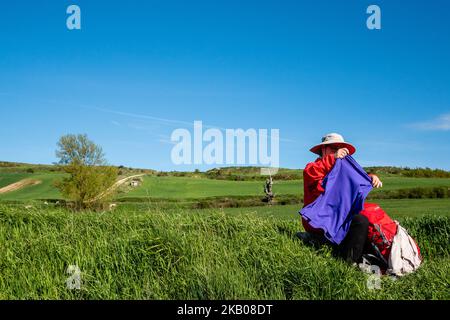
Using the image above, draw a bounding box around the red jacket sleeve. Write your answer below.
[303,154,336,207]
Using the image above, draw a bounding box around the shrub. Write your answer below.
[56,164,118,210]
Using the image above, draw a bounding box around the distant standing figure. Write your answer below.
[264,177,274,205]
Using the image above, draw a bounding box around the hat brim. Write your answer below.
[310,142,356,156]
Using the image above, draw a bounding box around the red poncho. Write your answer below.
[302,154,336,234]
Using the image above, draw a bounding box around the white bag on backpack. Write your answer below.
[387,222,422,277]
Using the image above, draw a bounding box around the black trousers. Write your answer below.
[338,214,369,264]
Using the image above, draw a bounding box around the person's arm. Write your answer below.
[303,154,336,205]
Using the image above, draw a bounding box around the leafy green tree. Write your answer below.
[55,134,118,210]
[56,134,106,166]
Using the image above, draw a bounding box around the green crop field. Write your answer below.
[120,176,301,199]
[0,204,448,300]
[1,171,450,203]
[219,199,450,220]
[0,173,32,188]
[120,175,450,200]
[0,173,66,201]
[0,165,449,300]
[368,176,450,194]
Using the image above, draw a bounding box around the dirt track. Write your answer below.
[0,179,42,194]
[87,174,146,202]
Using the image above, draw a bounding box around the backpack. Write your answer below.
[387,223,422,276]
[359,203,399,264]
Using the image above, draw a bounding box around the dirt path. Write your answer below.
[87,174,147,202]
[0,179,42,194]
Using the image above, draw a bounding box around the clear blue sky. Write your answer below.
[1,0,449,171]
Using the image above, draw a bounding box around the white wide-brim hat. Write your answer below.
[310,133,356,156]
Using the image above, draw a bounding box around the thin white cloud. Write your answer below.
[94,106,296,143]
[92,106,194,128]
[409,113,450,131]
[158,138,177,146]
[1,93,298,143]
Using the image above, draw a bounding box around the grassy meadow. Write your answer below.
[119,175,450,200]
[123,176,299,198]
[0,172,65,201]
[0,163,449,300]
[0,205,448,300]
[220,199,450,220]
[2,170,450,202]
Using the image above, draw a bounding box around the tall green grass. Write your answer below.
[0,205,448,300]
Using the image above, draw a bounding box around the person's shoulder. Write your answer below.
[304,158,322,170]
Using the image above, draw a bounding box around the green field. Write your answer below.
[368,177,450,195]
[219,199,450,220]
[0,173,33,189]
[0,204,448,300]
[1,171,450,203]
[120,175,450,200]
[0,165,449,300]
[0,173,65,201]
[120,176,300,199]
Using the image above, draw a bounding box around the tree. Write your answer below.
[55,134,118,210]
[56,134,106,166]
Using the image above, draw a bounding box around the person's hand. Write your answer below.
[370,174,383,188]
[334,148,350,159]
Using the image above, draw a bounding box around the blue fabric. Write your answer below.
[300,156,373,245]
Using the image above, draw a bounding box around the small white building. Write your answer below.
[130,181,140,187]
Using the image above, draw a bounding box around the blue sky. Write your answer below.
[0,0,449,171]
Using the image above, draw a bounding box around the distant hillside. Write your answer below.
[0,161,156,176]
[1,161,449,181]
[0,161,62,173]
[205,166,450,181]
[205,167,302,181]
[365,166,450,178]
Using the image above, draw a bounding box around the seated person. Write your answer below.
[302,133,382,264]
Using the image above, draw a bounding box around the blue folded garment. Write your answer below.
[300,156,373,245]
